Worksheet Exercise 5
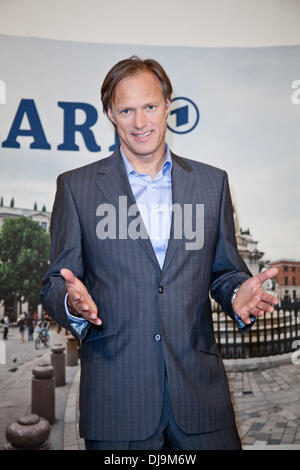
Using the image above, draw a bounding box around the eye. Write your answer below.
[146,105,156,110]
[121,108,131,115]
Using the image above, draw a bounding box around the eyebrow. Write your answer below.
[118,102,159,110]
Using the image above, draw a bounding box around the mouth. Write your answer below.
[132,130,153,141]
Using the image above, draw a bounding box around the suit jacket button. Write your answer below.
[154,334,161,342]
[158,286,164,294]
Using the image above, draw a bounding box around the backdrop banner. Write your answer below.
[0,34,299,261]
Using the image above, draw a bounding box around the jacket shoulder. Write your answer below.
[171,152,227,179]
[58,153,115,183]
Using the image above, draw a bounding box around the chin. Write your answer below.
[129,145,157,157]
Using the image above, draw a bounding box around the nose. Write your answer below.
[134,110,147,129]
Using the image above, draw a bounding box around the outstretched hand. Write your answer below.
[60,268,102,326]
[233,267,279,325]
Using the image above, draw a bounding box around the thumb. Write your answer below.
[60,268,77,286]
[61,268,82,303]
[255,267,278,285]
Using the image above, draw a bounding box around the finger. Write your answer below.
[87,317,102,326]
[248,306,264,317]
[256,301,275,313]
[68,286,85,304]
[254,268,278,286]
[79,303,98,316]
[77,298,99,317]
[79,303,91,313]
[69,301,102,325]
[81,311,102,326]
[237,311,253,325]
[260,292,279,305]
[71,298,95,313]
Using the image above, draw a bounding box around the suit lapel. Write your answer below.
[96,149,159,269]
[161,153,195,276]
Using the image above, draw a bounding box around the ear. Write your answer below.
[165,99,171,117]
[108,108,116,125]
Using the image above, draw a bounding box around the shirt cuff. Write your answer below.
[64,293,90,338]
[231,286,256,334]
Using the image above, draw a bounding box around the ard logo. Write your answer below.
[0,96,200,150]
[167,97,200,134]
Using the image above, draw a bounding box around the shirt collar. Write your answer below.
[120,144,172,178]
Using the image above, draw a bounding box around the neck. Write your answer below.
[122,146,167,179]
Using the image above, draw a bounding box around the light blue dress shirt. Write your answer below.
[120,144,172,269]
[66,144,251,336]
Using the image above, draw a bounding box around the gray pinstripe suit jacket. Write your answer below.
[41,148,251,441]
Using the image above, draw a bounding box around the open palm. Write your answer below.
[232,267,279,325]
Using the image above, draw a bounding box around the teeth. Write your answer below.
[136,131,151,138]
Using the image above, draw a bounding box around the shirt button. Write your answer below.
[154,334,161,342]
[158,286,164,294]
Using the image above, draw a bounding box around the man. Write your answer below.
[2,314,9,340]
[36,314,50,342]
[26,311,35,341]
[41,57,278,450]
[17,312,26,343]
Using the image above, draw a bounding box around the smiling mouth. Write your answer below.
[132,130,153,140]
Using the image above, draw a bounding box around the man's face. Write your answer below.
[108,71,170,161]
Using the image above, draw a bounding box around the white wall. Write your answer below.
[1,0,300,47]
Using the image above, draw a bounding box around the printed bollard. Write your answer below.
[66,335,79,366]
[5,414,51,450]
[31,363,55,424]
[51,344,66,386]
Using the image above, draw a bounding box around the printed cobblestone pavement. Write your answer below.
[227,362,300,447]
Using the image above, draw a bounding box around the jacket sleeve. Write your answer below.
[40,173,89,340]
[210,171,254,334]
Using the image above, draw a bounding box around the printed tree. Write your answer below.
[0,216,50,319]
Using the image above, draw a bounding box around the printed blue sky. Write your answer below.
[0,36,299,262]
